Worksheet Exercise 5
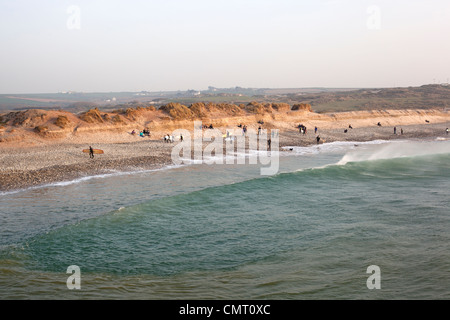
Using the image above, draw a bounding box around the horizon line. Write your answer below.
[0,83,444,96]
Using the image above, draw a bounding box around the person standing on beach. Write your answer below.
[315,126,318,134]
[89,146,94,159]
[446,128,449,135]
[394,127,397,135]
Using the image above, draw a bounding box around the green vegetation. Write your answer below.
[34,125,48,133]
[159,103,194,120]
[275,85,450,113]
[79,108,104,124]
[291,103,312,112]
[54,115,70,128]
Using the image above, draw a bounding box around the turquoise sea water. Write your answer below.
[1,138,449,299]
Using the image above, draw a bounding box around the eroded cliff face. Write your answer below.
[0,102,449,146]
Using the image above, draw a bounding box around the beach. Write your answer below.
[1,119,449,192]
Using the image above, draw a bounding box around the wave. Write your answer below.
[338,139,450,165]
[16,148,450,277]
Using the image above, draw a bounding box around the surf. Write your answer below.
[337,139,450,165]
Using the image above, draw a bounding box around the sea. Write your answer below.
[1,137,449,300]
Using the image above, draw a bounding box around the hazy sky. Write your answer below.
[1,0,450,93]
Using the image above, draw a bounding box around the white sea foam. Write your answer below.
[283,140,390,156]
[338,139,450,165]
[180,149,279,165]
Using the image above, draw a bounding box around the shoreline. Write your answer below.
[1,121,449,193]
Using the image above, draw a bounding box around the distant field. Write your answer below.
[1,85,449,114]
[308,97,437,113]
[170,95,255,105]
[267,85,450,113]
[0,95,58,110]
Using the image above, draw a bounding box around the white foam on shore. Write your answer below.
[180,150,280,165]
[283,139,391,156]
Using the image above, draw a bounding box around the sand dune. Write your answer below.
[1,105,448,145]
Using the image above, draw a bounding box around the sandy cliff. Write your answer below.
[0,102,449,147]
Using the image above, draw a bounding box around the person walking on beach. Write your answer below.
[401,128,404,135]
[89,146,94,159]
[446,128,449,135]
[394,127,397,135]
[315,126,318,134]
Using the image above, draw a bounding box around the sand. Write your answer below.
[1,119,449,193]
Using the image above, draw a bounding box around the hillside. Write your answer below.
[265,84,450,113]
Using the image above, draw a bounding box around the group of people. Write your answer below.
[296,123,322,143]
[164,134,174,143]
[298,124,307,134]
[131,129,150,137]
[393,127,404,135]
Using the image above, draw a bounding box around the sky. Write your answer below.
[1,0,450,93]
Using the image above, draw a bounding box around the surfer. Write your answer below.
[316,135,321,144]
[89,146,94,159]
